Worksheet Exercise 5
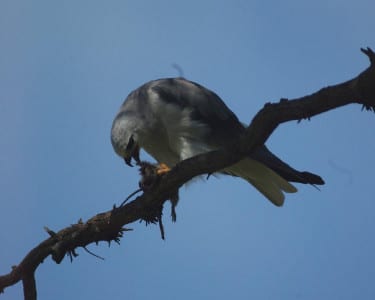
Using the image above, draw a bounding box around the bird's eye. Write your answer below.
[126,135,135,151]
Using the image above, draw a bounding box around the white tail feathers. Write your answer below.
[225,158,297,206]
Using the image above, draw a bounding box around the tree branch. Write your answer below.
[1,48,374,299]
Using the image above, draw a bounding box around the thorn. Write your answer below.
[361,47,375,64]
[44,226,57,237]
[263,102,272,108]
[72,249,79,257]
[122,227,133,232]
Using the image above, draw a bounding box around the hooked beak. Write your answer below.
[124,155,133,167]
[124,144,140,167]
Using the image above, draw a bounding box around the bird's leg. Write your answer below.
[169,191,179,222]
[156,163,171,175]
[157,210,165,240]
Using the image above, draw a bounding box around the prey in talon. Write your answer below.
[137,161,179,222]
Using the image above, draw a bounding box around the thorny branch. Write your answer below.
[0,48,374,300]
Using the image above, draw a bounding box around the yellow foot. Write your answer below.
[156,163,171,175]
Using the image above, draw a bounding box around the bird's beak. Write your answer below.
[124,145,140,167]
[124,155,133,167]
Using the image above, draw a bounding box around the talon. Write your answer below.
[156,163,171,175]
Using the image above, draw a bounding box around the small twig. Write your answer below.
[120,188,142,207]
[83,246,105,260]
[361,47,375,64]
[43,226,57,237]
[67,249,79,263]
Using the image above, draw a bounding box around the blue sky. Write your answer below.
[1,1,374,299]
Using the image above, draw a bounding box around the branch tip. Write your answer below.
[83,247,105,260]
[43,226,56,237]
[361,47,375,64]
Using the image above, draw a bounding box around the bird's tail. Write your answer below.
[250,145,325,185]
[224,158,297,206]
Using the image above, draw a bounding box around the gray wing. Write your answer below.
[118,78,244,143]
[149,77,245,146]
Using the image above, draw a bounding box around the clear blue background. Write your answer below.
[1,1,374,299]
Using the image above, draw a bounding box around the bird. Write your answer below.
[111,77,324,207]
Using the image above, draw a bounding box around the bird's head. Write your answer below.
[111,112,141,167]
